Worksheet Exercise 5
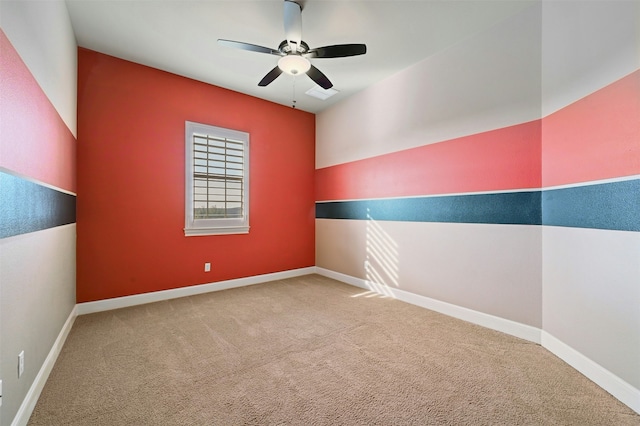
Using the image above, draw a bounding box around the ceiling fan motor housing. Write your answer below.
[278,40,309,55]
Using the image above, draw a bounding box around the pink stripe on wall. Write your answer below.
[542,70,640,187]
[316,120,541,201]
[0,30,76,193]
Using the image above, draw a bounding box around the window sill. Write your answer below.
[184,226,249,236]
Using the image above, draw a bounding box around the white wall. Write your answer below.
[541,0,640,116]
[316,5,541,169]
[542,227,640,388]
[0,1,77,424]
[540,0,640,396]
[0,0,77,137]
[316,0,640,413]
[316,4,543,329]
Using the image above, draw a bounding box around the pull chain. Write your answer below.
[292,76,297,109]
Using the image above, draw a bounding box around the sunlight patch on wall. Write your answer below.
[361,208,399,297]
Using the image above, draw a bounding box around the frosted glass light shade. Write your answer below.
[278,55,311,75]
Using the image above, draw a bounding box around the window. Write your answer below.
[185,121,249,236]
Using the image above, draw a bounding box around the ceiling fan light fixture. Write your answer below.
[278,55,311,76]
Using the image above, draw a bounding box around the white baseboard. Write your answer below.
[542,331,640,414]
[76,267,317,315]
[316,267,541,344]
[11,306,77,426]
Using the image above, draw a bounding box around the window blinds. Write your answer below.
[192,134,245,219]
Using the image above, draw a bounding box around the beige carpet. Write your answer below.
[29,274,638,425]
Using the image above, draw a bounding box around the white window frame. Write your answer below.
[184,121,249,236]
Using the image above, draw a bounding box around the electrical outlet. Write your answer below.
[204,262,211,272]
[18,351,24,378]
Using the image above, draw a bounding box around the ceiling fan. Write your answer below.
[218,0,366,90]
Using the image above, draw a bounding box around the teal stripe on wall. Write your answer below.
[542,179,639,232]
[0,171,76,238]
[316,191,542,225]
[317,179,639,232]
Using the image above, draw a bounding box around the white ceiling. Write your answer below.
[65,0,535,113]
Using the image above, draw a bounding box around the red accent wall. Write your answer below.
[542,70,640,187]
[77,48,315,303]
[0,30,76,193]
[316,120,541,201]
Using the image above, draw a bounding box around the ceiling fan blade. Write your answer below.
[218,39,280,55]
[283,1,302,53]
[306,64,333,89]
[306,44,367,59]
[258,66,284,87]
